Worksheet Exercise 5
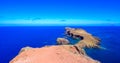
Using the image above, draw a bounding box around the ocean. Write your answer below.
[0,26,120,63]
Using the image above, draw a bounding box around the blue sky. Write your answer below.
[0,0,120,26]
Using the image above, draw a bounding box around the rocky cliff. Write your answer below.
[65,27,100,48]
[10,27,101,63]
[10,46,100,63]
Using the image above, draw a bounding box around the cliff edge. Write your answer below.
[10,27,101,63]
[10,46,100,63]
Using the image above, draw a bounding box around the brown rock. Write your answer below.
[10,46,100,63]
[19,46,33,54]
[10,27,101,63]
[65,27,100,48]
[57,38,70,45]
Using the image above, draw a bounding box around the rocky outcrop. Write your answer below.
[57,38,70,45]
[19,46,33,54]
[10,27,101,63]
[65,27,100,48]
[10,46,100,63]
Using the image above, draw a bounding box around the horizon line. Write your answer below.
[0,19,120,26]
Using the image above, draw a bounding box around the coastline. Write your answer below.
[10,27,101,63]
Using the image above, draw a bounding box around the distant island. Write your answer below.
[10,27,101,63]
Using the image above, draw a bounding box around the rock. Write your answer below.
[19,46,33,54]
[10,27,101,63]
[65,27,100,48]
[57,38,70,45]
[10,45,100,63]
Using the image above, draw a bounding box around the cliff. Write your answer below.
[10,27,101,63]
[10,46,100,63]
[65,27,100,48]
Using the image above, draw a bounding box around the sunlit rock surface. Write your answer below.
[65,27,100,48]
[10,27,101,63]
[10,46,100,63]
[57,38,70,45]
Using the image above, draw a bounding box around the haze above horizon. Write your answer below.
[0,0,120,26]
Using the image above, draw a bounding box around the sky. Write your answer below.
[0,0,120,26]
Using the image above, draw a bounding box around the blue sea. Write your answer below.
[0,26,120,63]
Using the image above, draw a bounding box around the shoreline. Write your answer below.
[10,27,101,63]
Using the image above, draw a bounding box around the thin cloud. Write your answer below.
[60,20,67,22]
[32,18,42,21]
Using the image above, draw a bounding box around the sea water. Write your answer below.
[0,26,120,63]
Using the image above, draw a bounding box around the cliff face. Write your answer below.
[65,27,100,48]
[10,27,101,63]
[10,46,100,63]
